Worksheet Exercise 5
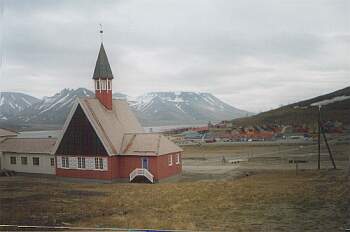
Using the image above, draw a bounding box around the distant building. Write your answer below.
[0,138,56,175]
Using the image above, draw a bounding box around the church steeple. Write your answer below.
[93,43,114,80]
[93,43,114,110]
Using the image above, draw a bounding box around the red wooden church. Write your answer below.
[53,43,182,183]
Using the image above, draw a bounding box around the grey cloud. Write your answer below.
[1,0,349,112]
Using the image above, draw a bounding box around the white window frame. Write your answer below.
[78,157,86,169]
[176,153,180,164]
[95,80,100,91]
[50,158,55,167]
[101,80,106,90]
[32,157,40,166]
[107,80,112,90]
[95,157,103,170]
[21,156,28,165]
[168,154,173,166]
[62,156,69,168]
[10,156,16,165]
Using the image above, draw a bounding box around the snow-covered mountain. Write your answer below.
[17,88,94,124]
[131,92,251,126]
[113,92,128,100]
[0,92,40,120]
[0,88,251,129]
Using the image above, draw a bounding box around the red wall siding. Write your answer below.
[118,153,182,181]
[55,153,182,181]
[56,156,118,180]
[156,152,182,180]
[110,156,119,179]
[118,156,158,179]
[95,90,112,110]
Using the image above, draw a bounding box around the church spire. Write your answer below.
[93,29,114,110]
[93,43,114,80]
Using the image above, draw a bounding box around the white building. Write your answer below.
[0,137,57,175]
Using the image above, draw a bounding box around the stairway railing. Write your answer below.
[129,168,154,183]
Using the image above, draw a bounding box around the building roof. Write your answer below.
[0,138,57,154]
[121,133,183,156]
[93,43,114,80]
[53,97,182,156]
[0,128,18,137]
[53,98,143,155]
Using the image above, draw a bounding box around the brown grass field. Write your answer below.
[0,142,349,231]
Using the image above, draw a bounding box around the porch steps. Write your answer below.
[0,169,16,177]
[129,168,154,183]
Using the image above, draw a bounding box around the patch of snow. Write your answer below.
[0,96,4,106]
[82,89,92,96]
[201,94,218,106]
[139,99,155,113]
[205,106,216,111]
[56,97,75,110]
[125,95,137,102]
[39,94,71,114]
[310,95,350,107]
[174,91,182,96]
[9,102,15,109]
[174,103,186,113]
[39,96,58,110]
[137,94,153,104]
[293,106,308,109]
[21,97,32,106]
[168,96,184,103]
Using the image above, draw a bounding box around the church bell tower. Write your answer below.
[93,42,114,110]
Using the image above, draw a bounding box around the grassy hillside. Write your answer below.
[233,86,350,126]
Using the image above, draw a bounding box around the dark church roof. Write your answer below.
[93,43,114,80]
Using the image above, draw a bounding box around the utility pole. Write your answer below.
[316,105,336,170]
[318,105,321,170]
[348,154,350,179]
[321,127,337,169]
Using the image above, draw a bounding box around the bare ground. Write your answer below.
[0,141,349,231]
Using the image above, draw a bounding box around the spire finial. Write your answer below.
[99,23,103,43]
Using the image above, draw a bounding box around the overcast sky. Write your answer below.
[0,0,349,112]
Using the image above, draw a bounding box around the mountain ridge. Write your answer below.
[132,91,251,126]
[0,88,251,129]
[232,86,350,126]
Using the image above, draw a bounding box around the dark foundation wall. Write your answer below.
[56,105,108,156]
